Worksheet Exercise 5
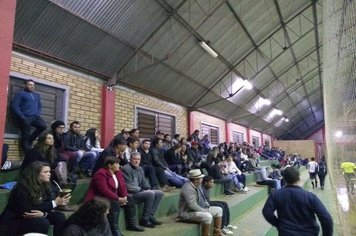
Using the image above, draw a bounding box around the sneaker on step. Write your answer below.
[227,225,238,230]
[243,187,250,191]
[224,190,235,196]
[159,185,171,192]
[238,189,248,193]
[222,227,234,235]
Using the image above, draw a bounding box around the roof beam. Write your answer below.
[191,2,314,108]
[273,0,317,124]
[224,0,310,133]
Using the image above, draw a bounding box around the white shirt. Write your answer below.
[307,161,318,173]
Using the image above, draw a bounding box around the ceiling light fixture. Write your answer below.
[243,80,253,90]
[199,41,218,58]
[263,99,271,106]
[285,118,289,122]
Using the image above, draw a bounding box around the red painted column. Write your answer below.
[225,123,230,143]
[260,131,264,146]
[101,86,116,148]
[0,0,16,166]
[188,111,194,136]
[247,128,251,144]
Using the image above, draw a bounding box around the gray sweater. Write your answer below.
[255,167,273,182]
[121,163,150,194]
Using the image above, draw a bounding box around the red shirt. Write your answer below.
[85,168,128,202]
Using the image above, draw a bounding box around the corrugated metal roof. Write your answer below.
[13,0,325,139]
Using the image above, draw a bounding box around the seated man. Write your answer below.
[341,161,356,193]
[121,152,164,228]
[65,121,97,176]
[177,169,224,236]
[150,138,187,188]
[247,154,260,172]
[138,139,173,192]
[255,166,281,191]
[209,158,235,195]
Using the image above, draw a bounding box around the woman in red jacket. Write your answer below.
[85,157,144,236]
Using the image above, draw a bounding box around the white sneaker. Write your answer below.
[222,227,234,235]
[240,188,248,192]
[227,225,238,230]
[244,187,250,191]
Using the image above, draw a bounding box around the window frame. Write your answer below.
[232,131,244,144]
[264,139,270,148]
[252,135,260,148]
[200,122,220,146]
[134,105,177,139]
[5,72,69,139]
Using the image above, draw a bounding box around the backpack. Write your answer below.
[318,165,327,174]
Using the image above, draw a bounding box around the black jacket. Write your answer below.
[0,183,55,236]
[164,148,183,166]
[137,147,153,166]
[93,144,128,174]
[21,146,64,171]
[150,146,168,169]
[209,164,224,180]
[64,131,84,151]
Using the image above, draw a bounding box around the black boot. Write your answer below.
[107,212,124,236]
[125,206,145,232]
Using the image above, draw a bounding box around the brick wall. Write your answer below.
[273,140,317,161]
[114,88,188,138]
[229,123,247,143]
[5,54,103,161]
[191,111,226,143]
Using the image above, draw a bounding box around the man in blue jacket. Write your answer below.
[262,167,333,236]
[11,79,46,152]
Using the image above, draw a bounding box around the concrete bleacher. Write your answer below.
[0,160,309,236]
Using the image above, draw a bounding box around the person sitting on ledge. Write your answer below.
[255,166,281,191]
[177,169,225,236]
[85,157,144,236]
[0,162,69,236]
[201,175,238,235]
[61,197,112,236]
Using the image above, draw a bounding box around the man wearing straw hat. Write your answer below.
[177,169,224,236]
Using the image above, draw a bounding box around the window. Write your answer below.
[5,74,68,138]
[201,123,219,145]
[252,136,260,148]
[232,131,244,144]
[136,107,176,139]
[264,139,270,148]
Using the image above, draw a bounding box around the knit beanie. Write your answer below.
[51,120,65,130]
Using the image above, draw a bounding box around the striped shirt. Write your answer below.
[307,161,318,173]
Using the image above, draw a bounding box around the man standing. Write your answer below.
[307,157,319,189]
[262,167,333,236]
[11,79,46,152]
[177,169,224,236]
[121,152,164,228]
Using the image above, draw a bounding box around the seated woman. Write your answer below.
[202,176,237,235]
[0,161,69,236]
[180,144,193,176]
[62,197,112,236]
[50,120,77,170]
[21,131,74,191]
[224,154,249,192]
[81,128,103,177]
[85,157,144,236]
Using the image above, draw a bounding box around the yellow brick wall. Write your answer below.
[191,111,226,143]
[273,140,317,160]
[114,88,188,138]
[5,55,103,161]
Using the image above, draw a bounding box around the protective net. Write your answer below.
[323,0,356,234]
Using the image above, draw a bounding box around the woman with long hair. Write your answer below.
[62,197,112,236]
[0,161,69,236]
[85,157,144,236]
[81,128,102,177]
[21,131,74,190]
[206,146,220,167]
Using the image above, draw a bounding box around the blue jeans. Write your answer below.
[227,174,242,189]
[71,151,98,172]
[18,115,47,151]
[164,170,187,187]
